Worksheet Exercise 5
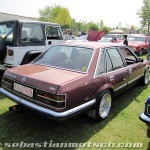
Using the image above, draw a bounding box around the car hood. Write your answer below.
[4,64,86,93]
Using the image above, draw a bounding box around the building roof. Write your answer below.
[0,12,38,21]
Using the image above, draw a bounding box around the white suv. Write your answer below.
[0,20,64,70]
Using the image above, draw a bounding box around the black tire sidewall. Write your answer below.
[140,68,149,85]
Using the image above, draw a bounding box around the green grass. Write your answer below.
[0,54,149,150]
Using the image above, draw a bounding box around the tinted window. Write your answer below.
[121,47,136,61]
[33,46,93,73]
[95,50,105,76]
[107,48,124,70]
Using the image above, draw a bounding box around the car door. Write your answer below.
[45,25,64,49]
[105,47,129,92]
[120,47,144,85]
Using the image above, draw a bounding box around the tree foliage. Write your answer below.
[39,5,72,29]
[102,26,111,34]
[137,0,150,35]
[87,23,99,31]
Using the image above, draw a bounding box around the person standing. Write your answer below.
[147,42,150,61]
[123,34,128,46]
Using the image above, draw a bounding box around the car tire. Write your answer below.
[87,90,112,121]
[0,36,6,61]
[147,128,150,138]
[140,68,149,85]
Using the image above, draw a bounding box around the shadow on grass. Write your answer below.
[0,94,5,100]
[0,84,148,150]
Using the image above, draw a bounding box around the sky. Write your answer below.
[0,0,144,28]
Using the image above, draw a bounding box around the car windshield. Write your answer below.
[128,37,145,42]
[33,45,94,73]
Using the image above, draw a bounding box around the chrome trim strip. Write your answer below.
[37,94,65,103]
[3,76,58,95]
[94,48,104,78]
[128,75,143,84]
[114,83,128,92]
[2,80,12,86]
[33,45,95,74]
[0,88,96,118]
[139,112,150,123]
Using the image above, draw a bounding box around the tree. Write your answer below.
[103,26,110,34]
[118,22,122,29]
[100,19,105,30]
[39,5,72,29]
[87,22,99,31]
[137,0,150,35]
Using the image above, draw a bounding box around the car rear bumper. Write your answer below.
[139,112,150,124]
[0,88,96,120]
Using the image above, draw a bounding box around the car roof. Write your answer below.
[0,19,60,26]
[62,41,124,49]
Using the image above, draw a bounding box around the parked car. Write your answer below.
[128,34,150,56]
[65,35,88,43]
[0,20,64,71]
[139,96,150,130]
[99,34,124,43]
[0,42,149,121]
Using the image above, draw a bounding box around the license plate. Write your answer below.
[13,83,33,98]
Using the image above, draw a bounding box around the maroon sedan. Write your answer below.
[0,42,149,121]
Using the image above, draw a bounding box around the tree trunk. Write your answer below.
[148,21,150,36]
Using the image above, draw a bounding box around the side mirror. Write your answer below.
[48,41,51,45]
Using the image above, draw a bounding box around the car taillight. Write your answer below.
[8,49,14,56]
[2,76,13,90]
[35,90,66,109]
[43,94,65,101]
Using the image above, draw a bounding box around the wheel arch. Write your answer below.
[95,85,114,99]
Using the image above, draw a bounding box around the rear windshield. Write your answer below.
[33,46,94,73]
